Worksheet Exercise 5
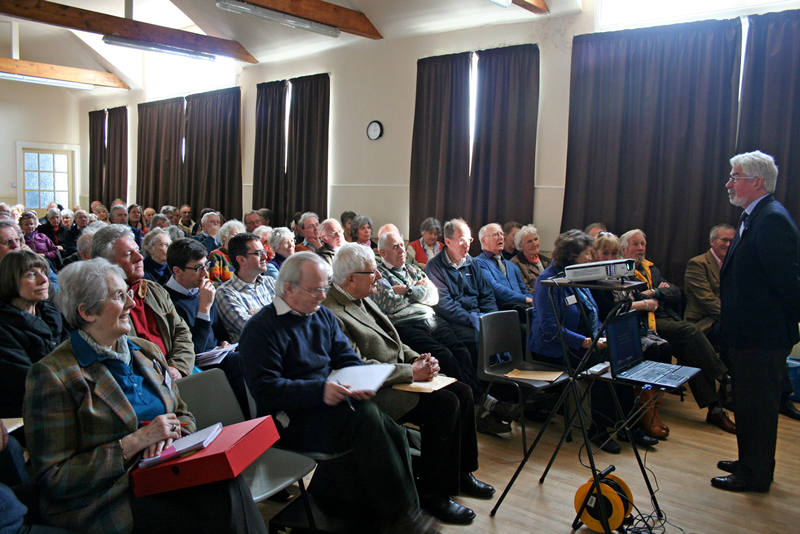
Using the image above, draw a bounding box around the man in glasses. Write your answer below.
[216,232,276,342]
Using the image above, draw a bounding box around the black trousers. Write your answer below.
[394,317,483,394]
[398,381,478,496]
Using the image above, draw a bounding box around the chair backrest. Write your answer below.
[478,310,526,381]
[176,369,244,428]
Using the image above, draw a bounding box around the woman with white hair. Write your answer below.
[38,207,67,253]
[141,228,171,286]
[510,224,550,295]
[208,219,246,287]
[266,227,295,279]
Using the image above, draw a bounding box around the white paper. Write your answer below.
[138,422,223,469]
[328,364,395,393]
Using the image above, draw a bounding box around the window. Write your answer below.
[16,142,79,215]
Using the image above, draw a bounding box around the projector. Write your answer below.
[565,259,636,282]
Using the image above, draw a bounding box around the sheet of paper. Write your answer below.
[392,375,457,393]
[1,418,23,433]
[139,422,223,469]
[195,343,238,367]
[328,364,395,393]
[504,369,564,382]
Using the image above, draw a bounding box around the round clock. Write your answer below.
[367,120,383,140]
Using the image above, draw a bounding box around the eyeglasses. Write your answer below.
[244,249,269,258]
[293,283,329,297]
[487,232,503,239]
[0,236,24,248]
[455,237,474,246]
[104,289,135,304]
[728,174,757,184]
[352,269,379,278]
[183,263,209,273]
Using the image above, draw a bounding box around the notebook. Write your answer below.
[138,422,223,469]
[605,311,698,388]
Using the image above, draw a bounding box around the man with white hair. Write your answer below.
[191,212,221,254]
[63,209,90,257]
[295,212,322,252]
[61,221,106,267]
[475,222,532,308]
[323,243,494,525]
[316,218,345,265]
[620,229,734,434]
[713,150,800,493]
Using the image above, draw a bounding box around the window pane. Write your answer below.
[24,152,38,170]
[25,192,39,209]
[55,192,69,207]
[40,192,54,208]
[25,172,39,190]
[55,173,69,191]
[40,172,54,190]
[54,154,68,173]
[39,153,54,172]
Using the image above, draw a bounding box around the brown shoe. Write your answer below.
[706,410,736,434]
[639,389,669,438]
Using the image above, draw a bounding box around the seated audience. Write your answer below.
[109,205,143,248]
[257,208,272,227]
[160,205,180,229]
[23,258,266,534]
[191,211,221,254]
[406,217,442,269]
[38,202,58,225]
[317,218,345,265]
[474,223,532,308]
[20,212,59,268]
[252,225,275,260]
[294,212,322,252]
[63,209,90,257]
[216,232,276,342]
[62,221,105,267]
[0,203,11,219]
[141,228,172,286]
[164,225,185,243]
[341,210,357,243]
[142,207,156,228]
[291,211,304,244]
[177,204,196,237]
[351,214,377,250]
[323,243,493,524]
[266,227,295,279]
[208,219,246,287]
[128,204,146,233]
[239,252,432,532]
[60,209,74,230]
[510,224,550,295]
[501,221,522,261]
[91,224,195,380]
[37,208,67,253]
[584,222,607,238]
[243,210,261,233]
[1,220,58,291]
[0,250,67,418]
[149,213,169,231]
[95,205,109,224]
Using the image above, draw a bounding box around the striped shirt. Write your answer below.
[216,273,276,342]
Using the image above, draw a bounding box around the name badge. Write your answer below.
[566,294,577,306]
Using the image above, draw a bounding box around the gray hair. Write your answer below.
[299,212,319,229]
[620,229,646,250]
[219,219,246,247]
[478,223,502,245]
[514,224,539,251]
[730,150,778,193]
[253,225,272,240]
[349,215,373,242]
[201,211,220,225]
[269,227,293,251]
[91,224,135,261]
[150,213,169,229]
[710,223,736,241]
[0,220,21,233]
[331,242,375,286]
[420,217,441,235]
[161,205,176,215]
[56,258,127,329]
[74,209,88,218]
[61,209,74,220]
[165,226,186,242]
[319,218,339,235]
[141,227,169,257]
[76,223,106,257]
[378,231,403,251]
[275,251,327,299]
[110,204,127,218]
[443,218,468,240]
[47,207,61,220]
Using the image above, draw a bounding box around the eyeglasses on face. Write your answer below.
[244,249,269,258]
[293,283,329,297]
[727,174,757,184]
[352,269,379,278]
[183,263,209,273]
[104,288,135,304]
[487,232,503,239]
[455,237,474,246]
[0,236,24,248]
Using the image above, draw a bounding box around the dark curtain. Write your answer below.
[737,9,800,218]
[184,87,243,220]
[468,44,540,236]
[136,97,185,212]
[105,106,128,205]
[408,53,472,237]
[561,19,742,284]
[285,73,330,223]
[252,80,288,225]
[88,109,106,206]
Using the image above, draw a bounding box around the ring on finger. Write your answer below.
[171,424,177,432]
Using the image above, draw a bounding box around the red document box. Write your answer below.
[130,416,279,497]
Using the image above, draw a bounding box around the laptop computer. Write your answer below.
[605,311,699,389]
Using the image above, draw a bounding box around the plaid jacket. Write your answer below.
[23,335,195,534]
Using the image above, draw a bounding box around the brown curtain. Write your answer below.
[285,73,330,222]
[561,19,742,284]
[737,9,800,217]
[252,80,288,225]
[409,52,472,236]
[88,109,106,206]
[184,87,243,220]
[468,44,540,235]
[105,106,128,205]
[136,97,185,212]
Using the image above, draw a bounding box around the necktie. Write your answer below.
[738,211,748,236]
[493,255,507,275]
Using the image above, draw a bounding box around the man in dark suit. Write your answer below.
[714,150,800,493]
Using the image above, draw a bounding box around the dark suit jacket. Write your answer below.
[720,194,800,349]
[684,249,721,334]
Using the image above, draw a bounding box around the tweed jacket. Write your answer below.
[511,252,550,295]
[23,335,195,534]
[322,285,420,420]
[128,279,196,376]
[684,249,721,334]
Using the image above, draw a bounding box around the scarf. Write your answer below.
[633,259,657,331]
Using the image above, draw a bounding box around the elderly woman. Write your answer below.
[60,209,74,229]
[0,250,67,418]
[340,210,356,243]
[350,214,377,250]
[406,217,442,268]
[128,204,146,233]
[141,228,171,286]
[208,219,245,287]
[96,205,109,224]
[528,230,657,453]
[252,225,275,261]
[266,227,295,279]
[19,212,59,267]
[148,213,169,231]
[511,224,550,295]
[38,207,67,252]
[22,258,266,534]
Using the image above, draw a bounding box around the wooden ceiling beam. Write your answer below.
[0,0,258,63]
[235,0,382,40]
[0,56,130,88]
[512,0,549,15]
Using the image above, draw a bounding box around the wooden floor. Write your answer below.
[257,390,800,533]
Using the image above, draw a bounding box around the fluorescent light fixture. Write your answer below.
[0,71,93,90]
[216,0,341,38]
[102,35,216,61]
[489,0,513,6]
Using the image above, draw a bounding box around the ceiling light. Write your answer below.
[102,35,216,61]
[216,0,341,38]
[489,0,513,6]
[0,71,94,90]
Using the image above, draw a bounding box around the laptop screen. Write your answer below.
[606,312,643,375]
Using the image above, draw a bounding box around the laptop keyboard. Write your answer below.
[623,362,676,383]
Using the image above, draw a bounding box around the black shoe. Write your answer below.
[717,460,738,474]
[420,495,476,524]
[382,506,439,534]
[711,474,770,493]
[476,407,512,435]
[631,428,658,448]
[459,472,495,499]
[779,398,800,421]
[590,433,621,454]
[491,400,522,422]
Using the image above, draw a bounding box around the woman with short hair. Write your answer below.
[141,228,172,286]
[407,217,442,268]
[350,215,377,250]
[266,227,295,279]
[510,224,550,295]
[208,220,246,287]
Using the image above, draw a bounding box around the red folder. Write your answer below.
[130,416,279,497]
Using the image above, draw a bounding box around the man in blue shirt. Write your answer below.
[474,222,532,309]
